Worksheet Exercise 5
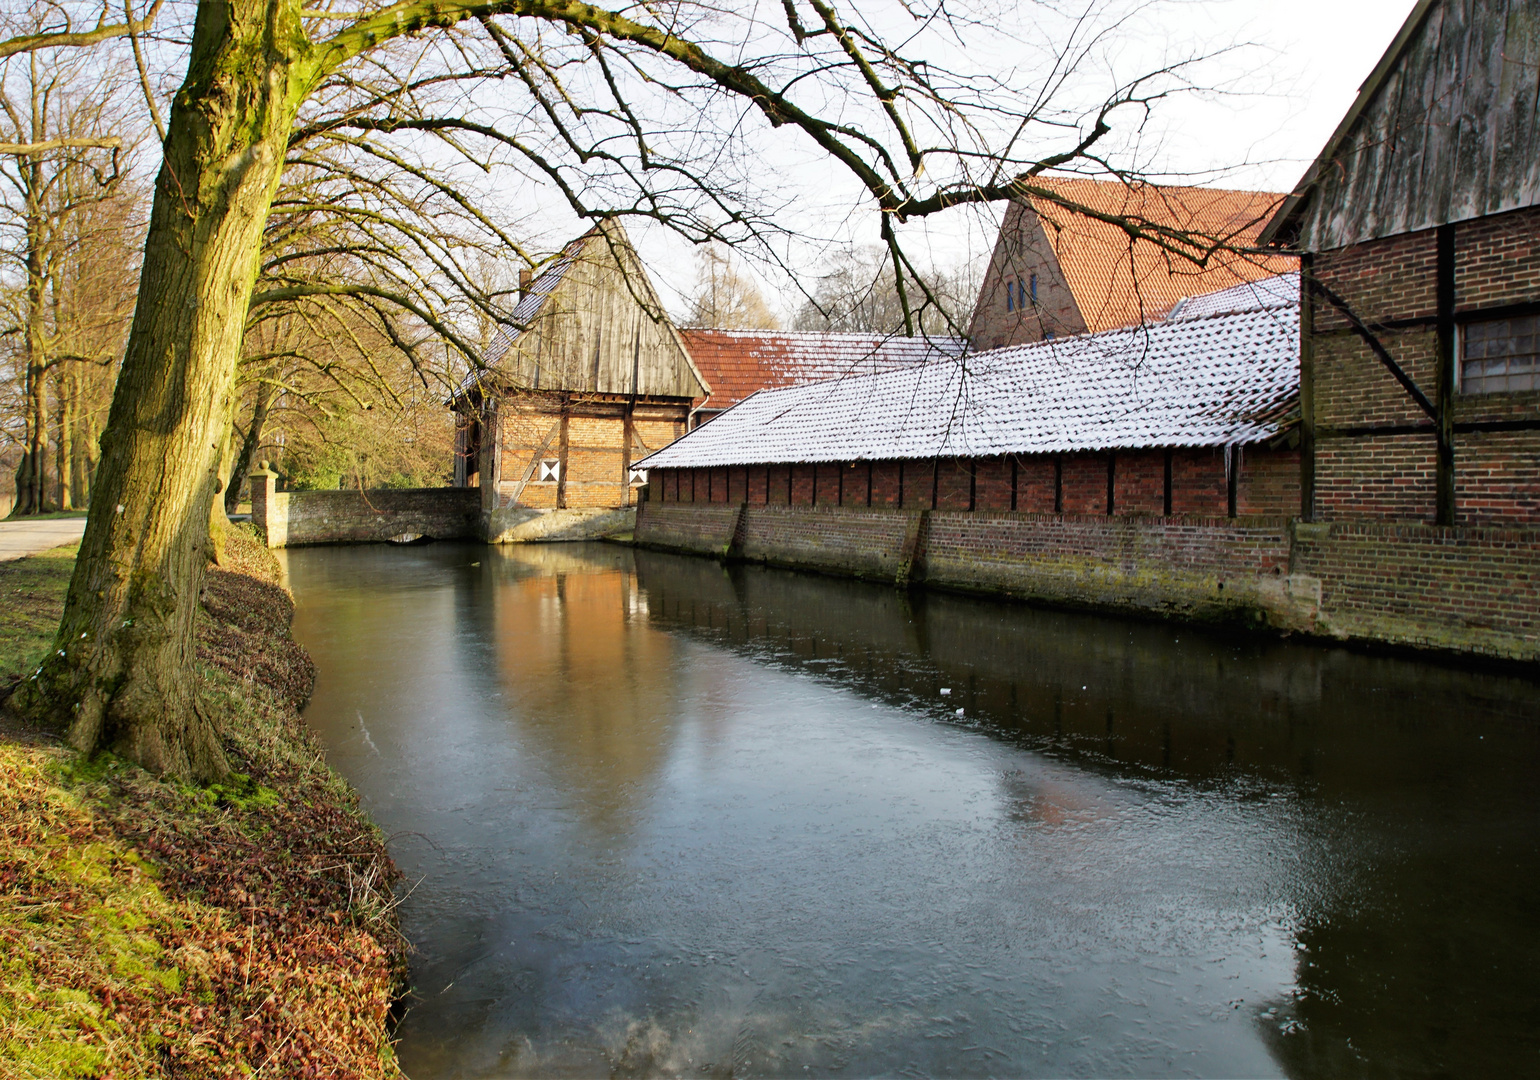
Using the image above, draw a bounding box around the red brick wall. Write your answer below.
[739,505,914,579]
[1170,449,1227,515]
[1017,458,1057,512]
[871,461,902,508]
[922,511,1294,620]
[1311,205,1540,525]
[1239,448,1301,516]
[635,501,1540,662]
[1292,521,1540,660]
[1060,453,1108,514]
[634,501,740,553]
[1113,452,1163,514]
[976,459,1013,511]
[658,447,1299,518]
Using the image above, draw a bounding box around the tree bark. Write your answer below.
[17,0,312,781]
[15,258,50,515]
[57,373,73,511]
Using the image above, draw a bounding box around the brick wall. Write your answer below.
[654,448,1297,518]
[634,500,742,555]
[739,505,915,578]
[638,500,1308,626]
[635,500,1540,662]
[1311,205,1540,525]
[1292,521,1539,660]
[251,473,479,548]
[968,202,1088,350]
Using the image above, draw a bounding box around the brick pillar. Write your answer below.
[249,467,277,547]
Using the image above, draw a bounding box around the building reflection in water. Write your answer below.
[285,540,1540,1079]
[632,548,1540,1080]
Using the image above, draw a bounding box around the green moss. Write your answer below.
[0,542,77,679]
[0,746,191,1077]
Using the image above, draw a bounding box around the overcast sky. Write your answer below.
[635,0,1420,319]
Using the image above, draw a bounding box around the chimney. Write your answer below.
[518,269,533,299]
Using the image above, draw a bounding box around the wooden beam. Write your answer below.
[1435,223,1457,525]
[556,407,570,509]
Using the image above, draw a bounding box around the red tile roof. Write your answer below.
[679,328,964,412]
[1027,178,1298,332]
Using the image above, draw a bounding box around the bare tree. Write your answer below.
[0,32,136,515]
[684,244,779,329]
[8,0,1268,779]
[792,245,979,335]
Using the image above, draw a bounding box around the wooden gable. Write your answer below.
[483,222,710,400]
[1263,0,1540,252]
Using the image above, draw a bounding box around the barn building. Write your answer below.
[641,274,1300,521]
[970,178,1297,350]
[1259,0,1540,528]
[452,222,709,519]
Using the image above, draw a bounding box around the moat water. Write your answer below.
[280,541,1540,1078]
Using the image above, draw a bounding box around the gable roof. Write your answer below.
[1015,178,1296,332]
[459,222,709,402]
[1261,0,1540,251]
[641,274,1298,469]
[679,328,966,412]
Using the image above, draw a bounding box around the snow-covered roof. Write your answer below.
[680,328,965,411]
[1164,272,1298,322]
[639,276,1298,468]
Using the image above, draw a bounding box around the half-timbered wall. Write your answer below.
[1307,204,1540,525]
[490,393,686,511]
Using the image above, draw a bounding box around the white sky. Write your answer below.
[629,0,1419,319]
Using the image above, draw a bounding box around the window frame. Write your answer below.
[1456,312,1540,396]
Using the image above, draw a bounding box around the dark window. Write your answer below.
[1043,330,1056,341]
[1462,315,1539,393]
[1029,273,1038,301]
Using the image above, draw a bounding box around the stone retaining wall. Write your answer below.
[251,472,479,547]
[636,500,1540,663]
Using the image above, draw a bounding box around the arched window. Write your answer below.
[1005,279,1015,312]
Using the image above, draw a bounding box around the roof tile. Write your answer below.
[680,328,965,412]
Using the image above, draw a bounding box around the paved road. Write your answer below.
[0,517,87,562]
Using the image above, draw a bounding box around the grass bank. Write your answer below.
[0,527,405,1078]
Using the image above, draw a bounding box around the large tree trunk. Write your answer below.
[71,381,93,506]
[17,0,311,781]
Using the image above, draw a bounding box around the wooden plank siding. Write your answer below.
[457,222,705,511]
[486,224,708,400]
[1282,0,1540,252]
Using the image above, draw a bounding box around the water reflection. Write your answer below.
[280,542,1540,1079]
